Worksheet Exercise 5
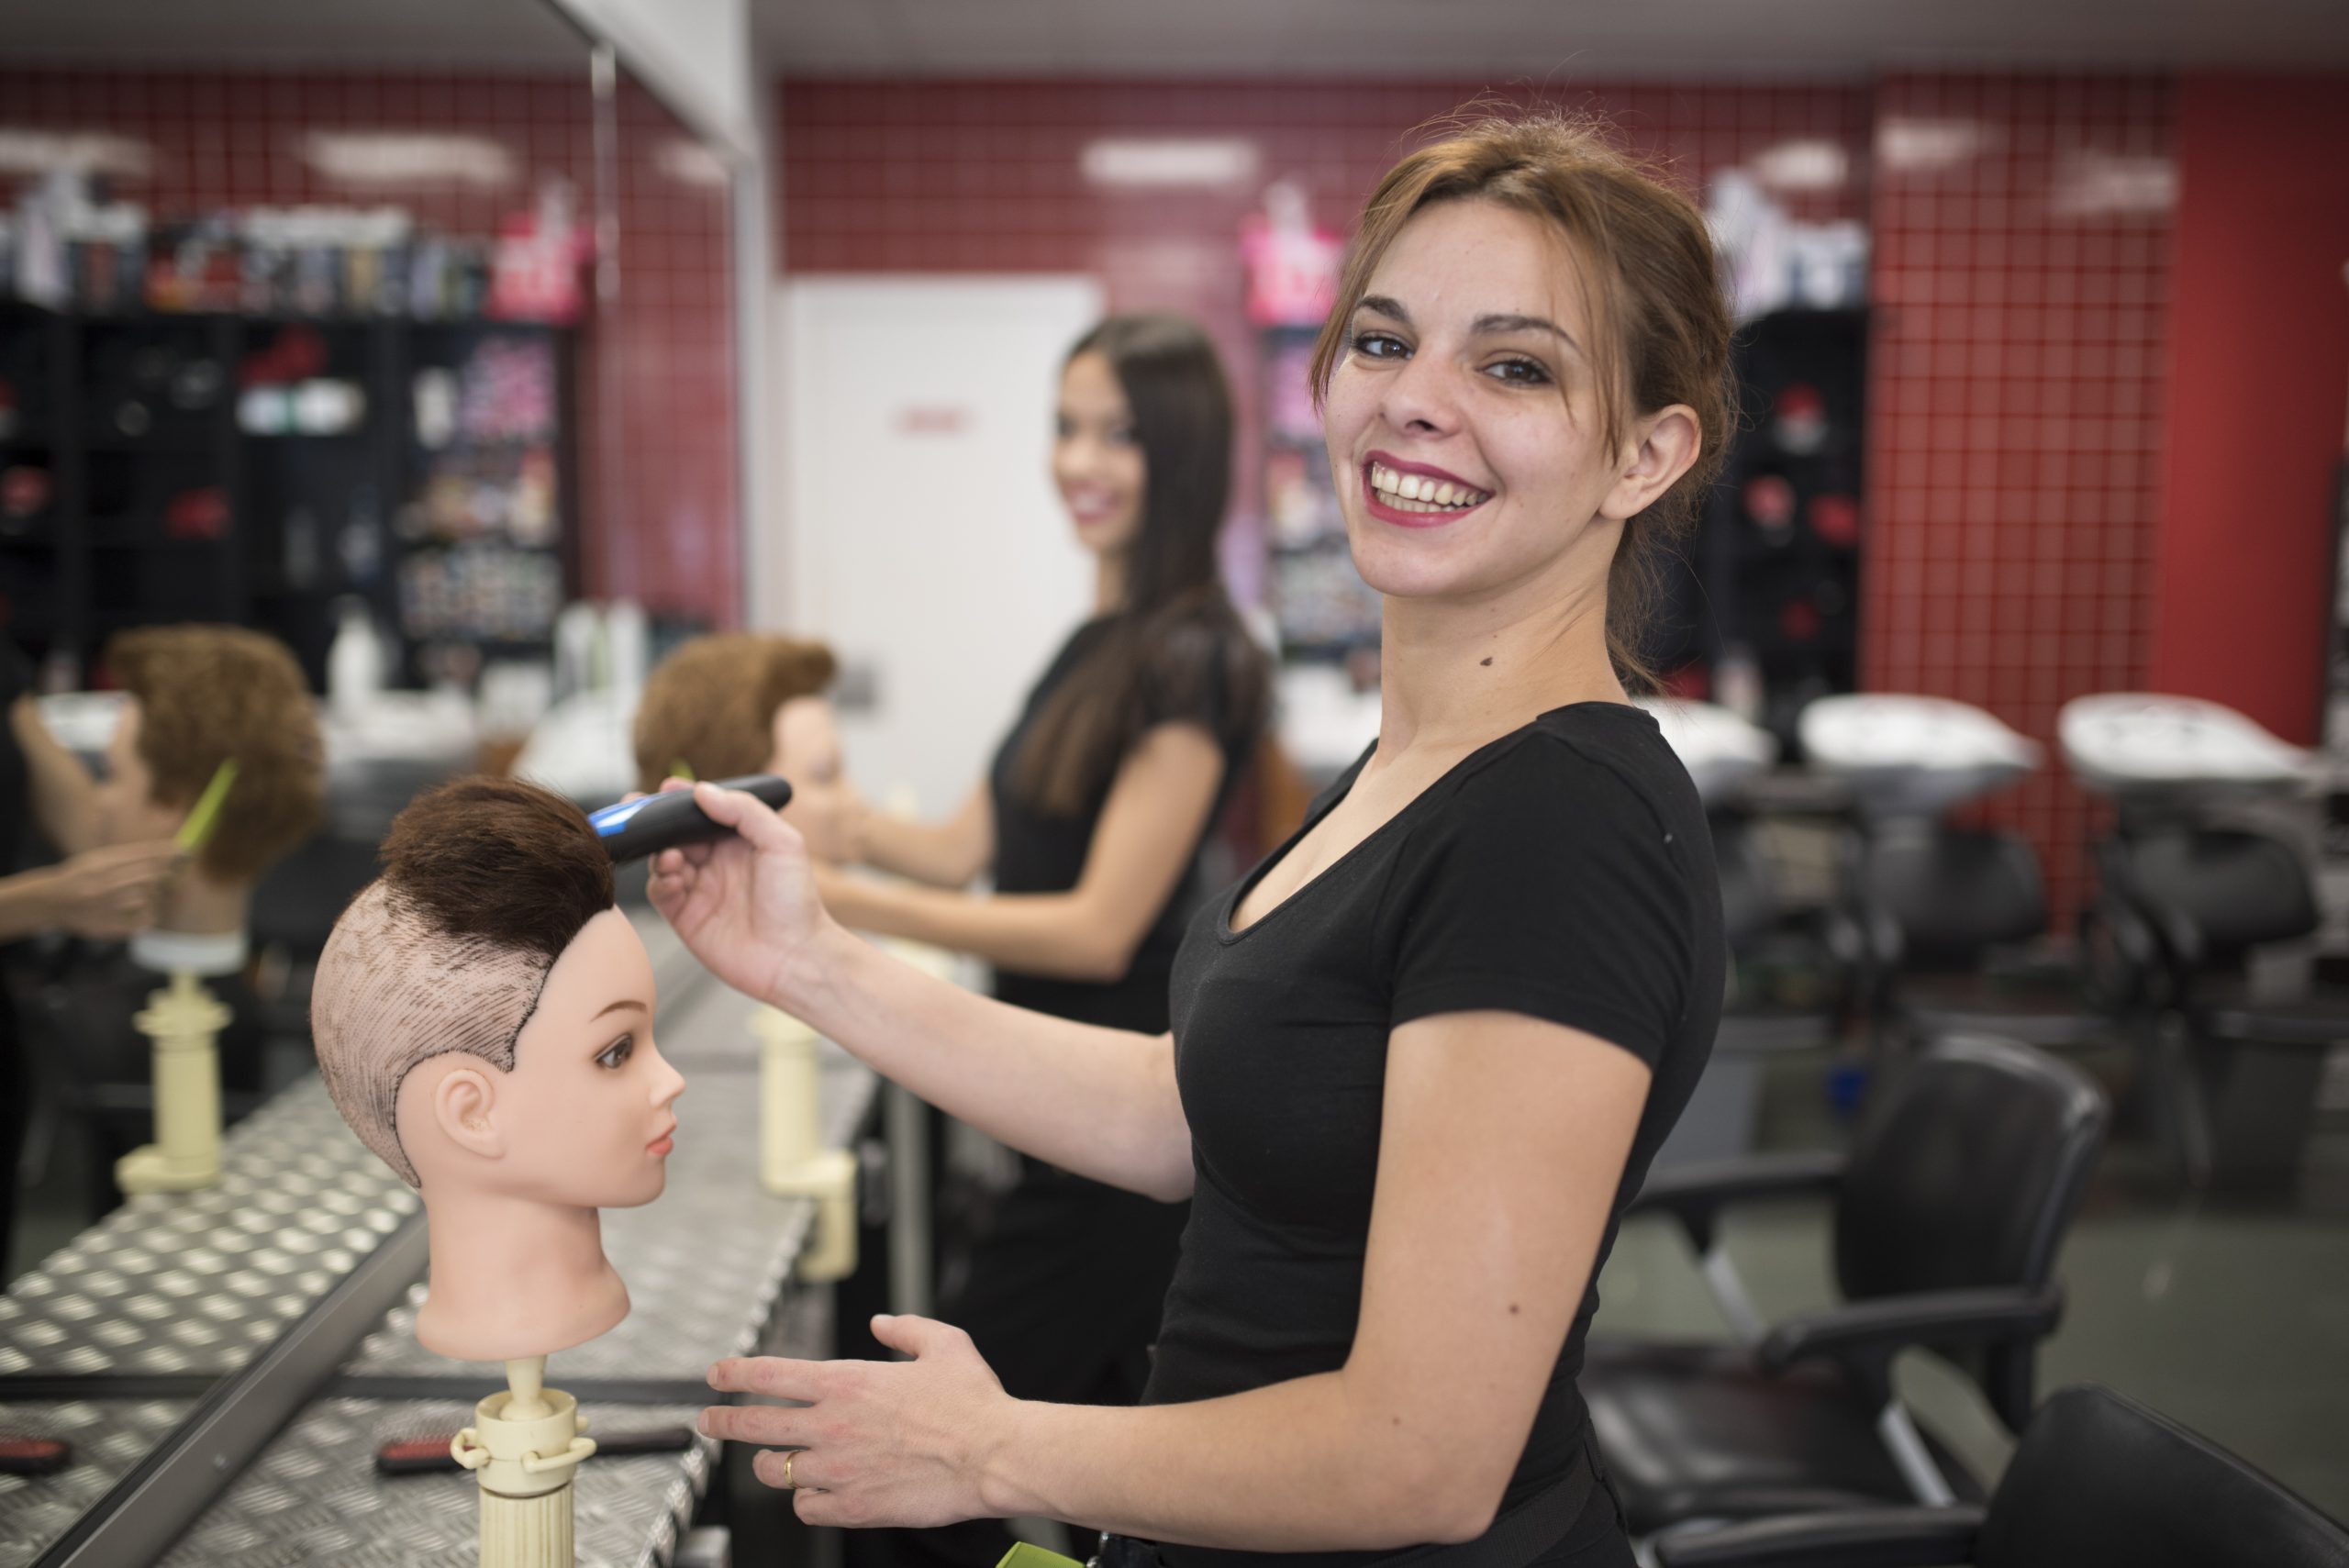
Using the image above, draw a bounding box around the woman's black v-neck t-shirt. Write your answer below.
[1144,702,1724,1568]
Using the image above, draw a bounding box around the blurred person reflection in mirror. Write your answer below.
[790,315,1270,1568]
[11,626,322,1218]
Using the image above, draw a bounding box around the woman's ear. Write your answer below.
[1598,404,1702,522]
[432,1065,507,1161]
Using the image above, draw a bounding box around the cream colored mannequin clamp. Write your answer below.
[754,1006,858,1283]
[451,1359,596,1568]
[116,971,229,1194]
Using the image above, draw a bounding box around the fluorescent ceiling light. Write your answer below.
[656,138,730,189]
[301,131,518,189]
[1081,137,1260,189]
[1877,117,1993,174]
[0,130,151,180]
[1752,139,1849,194]
[2050,150,2176,217]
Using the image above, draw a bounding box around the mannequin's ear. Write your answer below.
[432,1065,507,1161]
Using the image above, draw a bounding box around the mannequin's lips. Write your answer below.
[647,1121,677,1157]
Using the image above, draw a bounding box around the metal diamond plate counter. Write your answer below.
[0,1399,195,1568]
[0,1078,417,1381]
[152,1398,710,1568]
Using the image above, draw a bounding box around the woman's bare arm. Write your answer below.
[700,1010,1652,1550]
[650,784,1196,1200]
[852,783,995,888]
[820,722,1223,982]
[11,695,104,857]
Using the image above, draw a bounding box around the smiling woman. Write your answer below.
[1311,117,1733,690]
[654,112,1730,1568]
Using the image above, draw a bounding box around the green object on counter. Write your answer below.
[997,1545,1084,1568]
[174,759,239,854]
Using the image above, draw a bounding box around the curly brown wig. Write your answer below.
[631,633,837,793]
[106,625,326,883]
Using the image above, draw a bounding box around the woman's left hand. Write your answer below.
[700,1314,1016,1528]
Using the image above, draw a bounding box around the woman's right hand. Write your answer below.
[647,780,841,1014]
[42,840,184,940]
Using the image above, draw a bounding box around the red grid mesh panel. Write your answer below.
[1865,72,2176,918]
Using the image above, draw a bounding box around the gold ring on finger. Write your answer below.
[783,1450,797,1490]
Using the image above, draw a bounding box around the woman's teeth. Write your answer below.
[1368,463,1490,513]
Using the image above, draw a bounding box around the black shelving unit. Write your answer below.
[1663,306,1868,752]
[1261,322,1380,662]
[0,303,576,690]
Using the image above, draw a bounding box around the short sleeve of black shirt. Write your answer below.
[1377,727,1695,1068]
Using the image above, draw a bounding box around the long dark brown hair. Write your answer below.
[1308,114,1733,689]
[1013,314,1269,816]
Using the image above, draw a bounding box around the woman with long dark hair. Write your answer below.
[794,313,1270,1568]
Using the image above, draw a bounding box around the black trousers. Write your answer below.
[847,1160,1190,1568]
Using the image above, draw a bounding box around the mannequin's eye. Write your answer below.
[596,1034,635,1071]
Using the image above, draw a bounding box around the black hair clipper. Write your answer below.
[589,774,794,863]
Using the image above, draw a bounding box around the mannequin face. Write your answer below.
[768,695,841,786]
[96,699,184,845]
[401,907,685,1209]
[1052,350,1145,560]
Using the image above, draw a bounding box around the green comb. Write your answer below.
[669,759,696,783]
[175,759,239,855]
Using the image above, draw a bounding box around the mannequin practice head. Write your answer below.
[99,625,325,884]
[631,633,839,794]
[313,777,683,1360]
[313,776,675,1188]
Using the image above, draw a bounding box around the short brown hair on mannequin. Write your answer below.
[630,633,836,793]
[375,774,616,965]
[313,775,616,1185]
[105,625,326,883]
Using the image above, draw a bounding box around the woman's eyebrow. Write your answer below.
[1356,294,1409,323]
[1473,313,1585,358]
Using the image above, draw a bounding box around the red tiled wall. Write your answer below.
[585,79,739,625]
[1864,73,2176,916]
[0,69,739,630]
[2151,75,2349,746]
[778,80,1873,600]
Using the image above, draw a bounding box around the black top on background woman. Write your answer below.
[799,314,1268,1026]
[658,114,1728,1568]
[794,314,1269,1568]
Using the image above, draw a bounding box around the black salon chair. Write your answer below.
[2092,825,2349,1190]
[1583,1035,2108,1536]
[1854,823,2110,1053]
[1653,1383,2349,1568]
